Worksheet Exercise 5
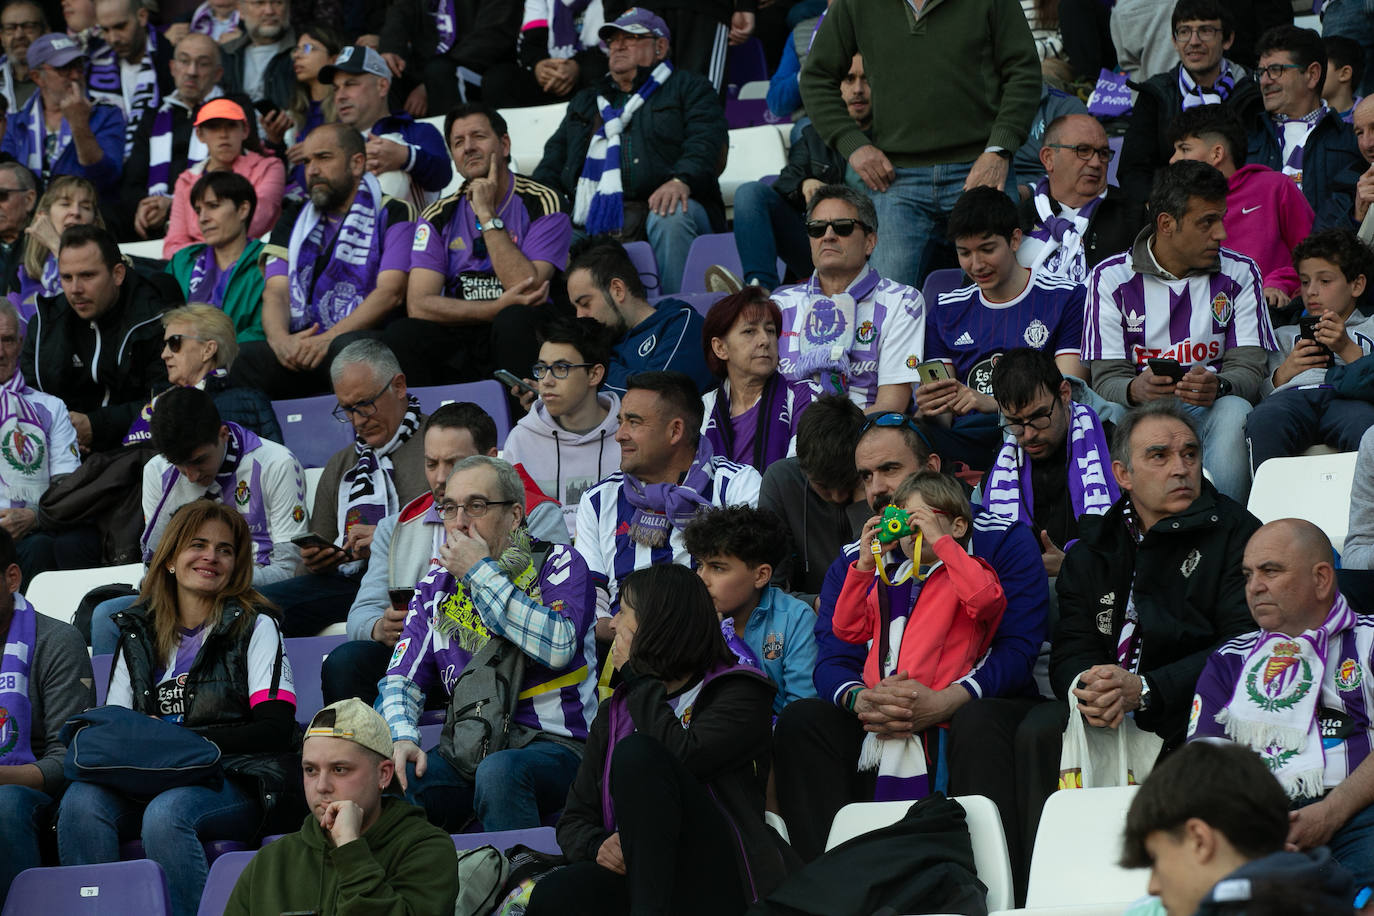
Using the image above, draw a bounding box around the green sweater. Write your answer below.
[166,238,267,343]
[800,0,1041,168]
[223,797,458,916]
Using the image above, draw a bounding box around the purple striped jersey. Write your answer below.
[1082,245,1277,370]
[927,273,1085,393]
[1189,618,1374,791]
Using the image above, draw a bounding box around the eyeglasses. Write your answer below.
[1,21,44,34]
[805,218,871,239]
[162,334,206,353]
[1255,63,1305,80]
[293,42,316,57]
[606,33,654,48]
[532,361,594,379]
[1046,143,1115,163]
[858,411,935,456]
[244,0,286,8]
[1173,24,1221,41]
[332,376,397,422]
[999,397,1059,435]
[436,497,516,519]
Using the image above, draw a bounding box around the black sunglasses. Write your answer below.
[163,334,206,353]
[859,411,935,456]
[805,218,870,239]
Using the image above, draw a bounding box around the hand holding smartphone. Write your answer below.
[291,533,353,560]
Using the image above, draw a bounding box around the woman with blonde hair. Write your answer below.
[15,176,102,316]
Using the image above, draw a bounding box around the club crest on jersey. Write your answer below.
[0,705,18,757]
[235,480,250,506]
[856,320,876,345]
[1023,318,1050,349]
[1211,292,1232,324]
[291,505,305,523]
[763,632,784,660]
[1335,658,1363,692]
[905,355,919,369]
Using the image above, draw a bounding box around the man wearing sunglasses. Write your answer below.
[0,161,35,300]
[1245,25,1363,230]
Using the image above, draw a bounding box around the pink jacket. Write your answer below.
[162,150,286,258]
[1224,164,1314,299]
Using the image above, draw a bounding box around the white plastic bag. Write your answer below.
[1057,689,1164,789]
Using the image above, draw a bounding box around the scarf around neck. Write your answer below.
[190,1,240,37]
[621,435,715,548]
[705,374,793,470]
[122,368,229,447]
[431,0,457,55]
[0,368,50,507]
[1179,59,1239,109]
[23,94,71,178]
[793,266,881,396]
[1216,594,1357,800]
[0,594,38,766]
[1025,179,1106,283]
[89,26,160,156]
[141,420,263,562]
[335,396,422,574]
[984,400,1119,526]
[573,61,673,235]
[287,171,385,332]
[545,0,595,57]
[147,89,218,197]
[1275,104,1327,178]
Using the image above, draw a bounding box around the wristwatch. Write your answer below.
[478,217,505,233]
[1137,675,1152,712]
[1215,376,1233,398]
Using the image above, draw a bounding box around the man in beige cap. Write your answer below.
[223,698,458,916]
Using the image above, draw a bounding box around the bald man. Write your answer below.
[1351,96,1374,223]
[1188,518,1374,887]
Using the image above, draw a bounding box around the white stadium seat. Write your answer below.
[1023,787,1146,909]
[720,125,787,212]
[27,562,143,626]
[1247,451,1358,555]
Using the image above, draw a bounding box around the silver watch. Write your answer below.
[479,217,505,233]
[1138,675,1152,712]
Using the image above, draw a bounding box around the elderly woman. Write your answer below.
[262,24,343,200]
[123,304,280,446]
[58,501,298,916]
[163,99,284,257]
[15,176,101,318]
[700,288,818,472]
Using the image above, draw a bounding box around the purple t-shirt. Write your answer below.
[188,247,237,308]
[728,401,759,465]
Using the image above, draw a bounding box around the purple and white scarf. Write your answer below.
[0,369,50,506]
[335,396,423,575]
[122,368,230,447]
[984,400,1118,527]
[573,60,673,235]
[533,0,596,58]
[22,94,71,180]
[0,595,37,766]
[721,616,760,669]
[189,1,240,39]
[286,171,385,332]
[793,266,881,396]
[146,90,217,197]
[1216,594,1356,799]
[703,373,798,470]
[1178,59,1240,110]
[621,435,714,548]
[432,0,457,55]
[1023,178,1106,283]
[89,26,161,157]
[1274,104,1328,182]
[1114,501,1147,673]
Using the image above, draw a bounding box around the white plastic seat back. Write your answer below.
[26,562,144,625]
[1025,787,1146,908]
[1247,451,1357,554]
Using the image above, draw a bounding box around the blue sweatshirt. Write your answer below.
[3,98,125,194]
[606,298,716,395]
[812,507,1049,705]
[370,112,453,193]
[739,585,819,714]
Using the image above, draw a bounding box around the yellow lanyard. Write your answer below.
[872,533,928,586]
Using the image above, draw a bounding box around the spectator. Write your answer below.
[799,0,1040,288]
[921,186,1087,471]
[165,171,265,341]
[1121,741,1356,916]
[984,347,1119,576]
[61,0,97,41]
[1018,113,1143,283]
[1169,103,1315,313]
[15,174,97,316]
[384,455,597,831]
[1012,85,1090,199]
[1083,159,1276,502]
[534,8,727,296]
[223,698,460,915]
[1189,519,1374,886]
[121,32,234,242]
[764,6,825,121]
[1352,95,1374,222]
[1245,229,1374,472]
[1323,0,1374,99]
[1246,25,1364,230]
[734,50,867,291]
[0,299,81,578]
[484,0,609,109]
[61,501,298,916]
[185,0,240,42]
[21,224,180,454]
[377,0,519,118]
[1347,424,1374,571]
[320,45,450,210]
[773,411,1049,860]
[261,25,339,201]
[0,527,93,911]
[0,0,45,112]
[90,0,173,157]
[383,102,567,386]
[525,564,789,916]
[503,316,619,539]
[564,236,714,395]
[1119,0,1262,214]
[575,371,762,641]
[220,0,294,109]
[1113,0,1198,85]
[700,288,818,473]
[1323,34,1364,123]
[758,393,869,609]
[770,185,924,414]
[3,32,124,196]
[162,98,283,256]
[232,122,414,399]
[0,160,34,299]
[684,505,819,714]
[258,340,427,637]
[601,0,759,93]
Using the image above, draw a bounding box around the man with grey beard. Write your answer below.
[230,122,416,398]
[220,0,294,110]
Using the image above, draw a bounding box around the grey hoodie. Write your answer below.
[503,391,621,538]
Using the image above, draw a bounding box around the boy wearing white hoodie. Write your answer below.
[504,317,621,537]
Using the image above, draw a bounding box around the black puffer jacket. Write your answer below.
[1052,482,1261,748]
[772,122,848,213]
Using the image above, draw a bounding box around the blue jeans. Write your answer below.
[646,198,712,295]
[91,594,139,655]
[1246,388,1374,474]
[0,785,54,909]
[732,181,812,288]
[257,572,361,638]
[57,778,260,916]
[1183,395,1254,504]
[1326,796,1374,887]
[1324,0,1374,96]
[406,739,582,832]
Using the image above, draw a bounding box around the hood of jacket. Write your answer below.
[515,391,621,446]
[1195,848,1355,914]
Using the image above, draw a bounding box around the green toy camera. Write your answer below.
[876,505,915,544]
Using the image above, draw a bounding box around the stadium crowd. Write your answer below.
[3,0,1374,913]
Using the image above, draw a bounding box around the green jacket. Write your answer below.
[223,797,458,916]
[800,0,1040,168]
[166,238,267,343]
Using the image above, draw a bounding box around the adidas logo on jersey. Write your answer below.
[954,331,974,346]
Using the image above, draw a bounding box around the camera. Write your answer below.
[876,505,915,544]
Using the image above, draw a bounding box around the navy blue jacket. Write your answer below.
[369,112,453,194]
[1247,109,1363,231]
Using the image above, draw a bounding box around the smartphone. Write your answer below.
[1147,357,1186,382]
[916,359,953,385]
[291,533,352,559]
[493,369,537,395]
[1298,315,1334,363]
[253,98,279,117]
[387,587,414,610]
